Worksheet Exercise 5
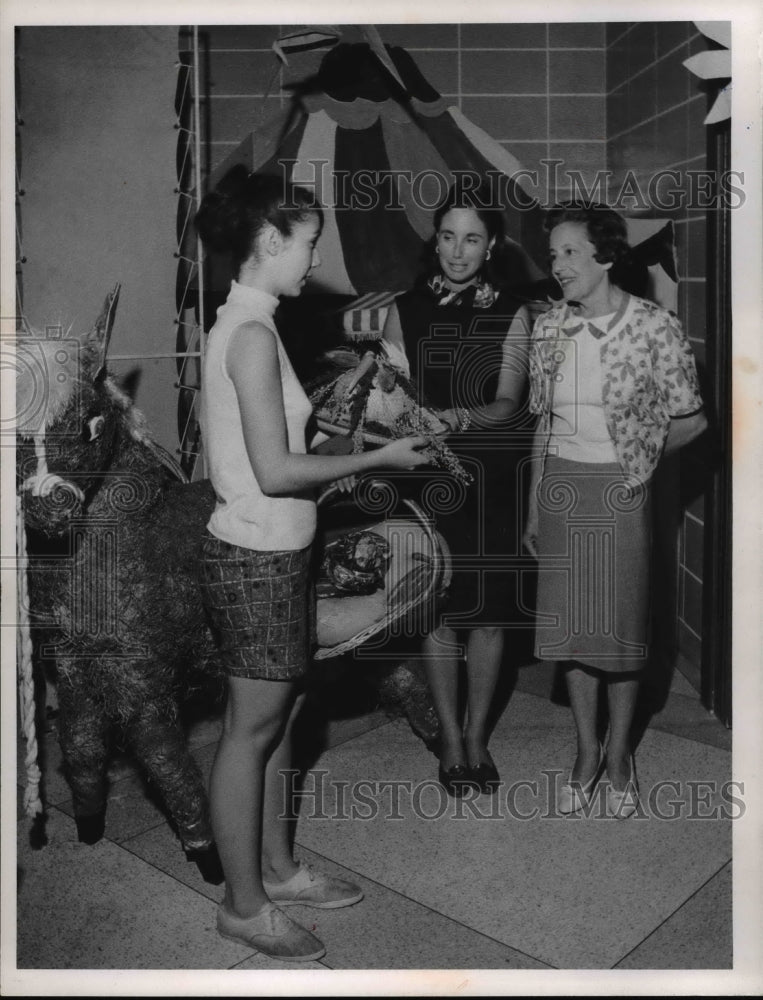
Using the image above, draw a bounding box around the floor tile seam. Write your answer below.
[644,719,732,752]
[531,710,729,748]
[23,816,261,972]
[18,782,181,844]
[27,801,180,860]
[610,858,733,969]
[634,723,732,754]
[513,680,727,732]
[101,816,182,851]
[17,781,74,810]
[113,836,231,903]
[657,688,702,706]
[17,800,97,838]
[507,684,708,728]
[320,715,399,751]
[290,841,557,969]
[482,716,731,754]
[504,690,732,752]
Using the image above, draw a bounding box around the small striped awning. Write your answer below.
[338,290,401,339]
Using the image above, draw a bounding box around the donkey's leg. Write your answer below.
[56,672,111,844]
[123,702,215,856]
[124,703,222,883]
[372,659,441,751]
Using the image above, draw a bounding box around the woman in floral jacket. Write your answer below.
[523,203,707,818]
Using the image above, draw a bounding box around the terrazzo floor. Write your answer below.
[9,657,738,993]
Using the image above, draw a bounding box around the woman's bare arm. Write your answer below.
[440,304,532,430]
[663,409,708,455]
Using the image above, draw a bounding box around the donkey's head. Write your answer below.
[16,286,128,535]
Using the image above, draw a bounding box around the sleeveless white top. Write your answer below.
[200,281,317,551]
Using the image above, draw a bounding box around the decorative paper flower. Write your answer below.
[683,21,731,124]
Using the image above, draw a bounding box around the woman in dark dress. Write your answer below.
[382,181,531,796]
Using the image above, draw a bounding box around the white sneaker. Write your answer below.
[217,900,326,961]
[263,862,364,909]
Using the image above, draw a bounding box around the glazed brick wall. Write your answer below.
[606,21,715,686]
[186,23,608,203]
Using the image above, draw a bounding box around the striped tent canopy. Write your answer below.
[204,39,547,298]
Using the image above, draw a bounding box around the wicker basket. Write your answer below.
[314,479,451,659]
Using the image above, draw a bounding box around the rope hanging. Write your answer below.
[16,493,43,818]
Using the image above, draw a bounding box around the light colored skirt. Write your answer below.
[534,456,651,673]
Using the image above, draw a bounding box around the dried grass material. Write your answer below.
[310,348,472,484]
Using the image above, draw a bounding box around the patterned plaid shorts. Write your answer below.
[199,532,315,680]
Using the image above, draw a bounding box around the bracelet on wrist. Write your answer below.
[456,407,471,432]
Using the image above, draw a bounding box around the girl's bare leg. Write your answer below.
[209,675,296,918]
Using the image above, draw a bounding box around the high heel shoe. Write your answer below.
[558,744,604,814]
[468,758,501,795]
[605,755,639,819]
[438,762,476,798]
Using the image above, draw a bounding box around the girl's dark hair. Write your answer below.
[420,178,508,288]
[194,165,323,273]
[544,202,631,278]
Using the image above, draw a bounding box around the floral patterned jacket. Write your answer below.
[528,293,704,484]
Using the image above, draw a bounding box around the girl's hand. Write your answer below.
[376,435,431,469]
[436,408,458,433]
[332,474,357,494]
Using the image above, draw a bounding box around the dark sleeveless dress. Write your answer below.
[396,285,533,630]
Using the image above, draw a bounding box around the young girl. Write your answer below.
[195,167,429,961]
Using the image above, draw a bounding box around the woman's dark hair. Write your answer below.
[194,165,323,273]
[544,202,631,278]
[420,178,509,288]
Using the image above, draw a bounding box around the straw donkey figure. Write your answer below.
[16,288,439,873]
[16,287,225,879]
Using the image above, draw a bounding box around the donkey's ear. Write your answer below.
[89,283,121,379]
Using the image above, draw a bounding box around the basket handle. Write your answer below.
[316,481,341,508]
[317,476,393,508]
[313,477,443,659]
[318,478,439,565]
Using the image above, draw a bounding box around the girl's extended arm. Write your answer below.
[229,322,428,495]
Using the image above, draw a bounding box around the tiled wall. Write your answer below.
[194,23,607,204]
[606,21,713,686]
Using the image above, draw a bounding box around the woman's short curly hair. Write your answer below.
[544,202,630,272]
